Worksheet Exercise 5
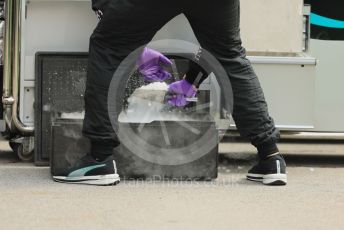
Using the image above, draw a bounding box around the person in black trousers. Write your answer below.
[53,0,287,186]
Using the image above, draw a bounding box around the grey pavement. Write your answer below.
[1,138,344,230]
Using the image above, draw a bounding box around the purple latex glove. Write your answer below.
[137,48,172,82]
[167,79,197,107]
[167,94,188,107]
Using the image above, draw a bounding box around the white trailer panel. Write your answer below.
[20,0,322,132]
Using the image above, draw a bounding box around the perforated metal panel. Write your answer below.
[35,53,88,165]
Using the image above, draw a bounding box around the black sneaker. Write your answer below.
[247,154,287,185]
[53,155,120,186]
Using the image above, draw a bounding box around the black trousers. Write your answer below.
[83,0,280,158]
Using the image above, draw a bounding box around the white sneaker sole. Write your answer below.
[247,173,287,186]
[53,174,120,186]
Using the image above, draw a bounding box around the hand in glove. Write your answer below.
[137,48,172,82]
[167,79,197,107]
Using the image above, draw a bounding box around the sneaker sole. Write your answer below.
[53,174,120,186]
[247,173,287,186]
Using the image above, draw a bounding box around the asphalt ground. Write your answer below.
[1,138,344,230]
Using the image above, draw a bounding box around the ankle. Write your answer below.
[257,141,279,159]
[266,152,280,158]
[91,140,114,162]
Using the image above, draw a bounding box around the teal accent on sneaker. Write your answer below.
[68,164,106,177]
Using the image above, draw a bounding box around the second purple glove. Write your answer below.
[137,48,172,82]
[167,79,197,107]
